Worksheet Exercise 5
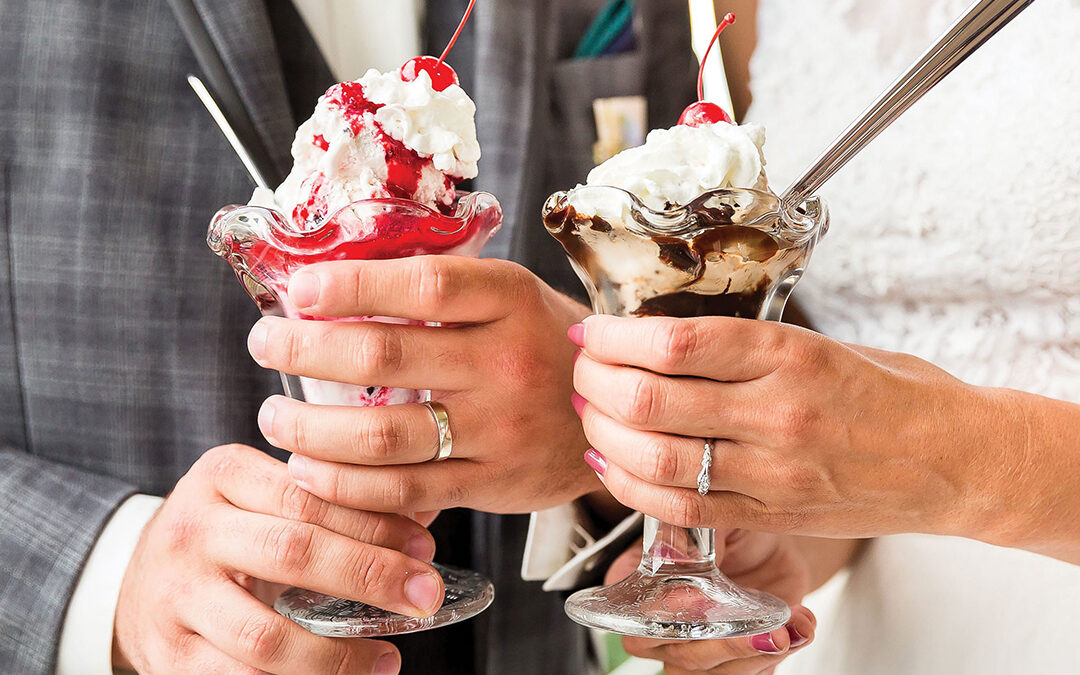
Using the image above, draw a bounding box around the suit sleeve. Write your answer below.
[0,449,136,674]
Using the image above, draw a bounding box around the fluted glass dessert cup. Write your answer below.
[544,186,828,639]
[208,192,502,637]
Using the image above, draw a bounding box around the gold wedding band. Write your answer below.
[424,401,453,462]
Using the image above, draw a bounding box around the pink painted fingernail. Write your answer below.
[567,323,585,347]
[247,320,269,363]
[787,624,809,648]
[584,449,607,476]
[751,633,783,653]
[288,453,310,485]
[374,652,400,675]
[573,349,582,366]
[571,393,588,417]
[404,573,442,615]
[288,270,321,309]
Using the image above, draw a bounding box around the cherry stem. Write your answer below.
[697,12,736,102]
[437,0,478,67]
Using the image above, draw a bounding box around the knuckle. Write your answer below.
[765,508,808,533]
[665,490,705,528]
[415,257,458,309]
[656,320,698,371]
[386,473,425,510]
[169,631,201,671]
[356,327,404,377]
[162,511,204,553]
[236,615,287,664]
[290,409,313,453]
[360,414,405,461]
[623,373,662,427]
[774,401,819,443]
[279,481,324,524]
[280,324,307,371]
[496,344,550,389]
[641,436,680,485]
[345,546,392,595]
[264,521,316,573]
[785,333,831,371]
[196,444,237,478]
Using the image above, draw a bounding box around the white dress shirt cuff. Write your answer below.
[521,502,643,591]
[57,493,164,675]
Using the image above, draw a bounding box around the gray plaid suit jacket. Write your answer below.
[0,1,695,672]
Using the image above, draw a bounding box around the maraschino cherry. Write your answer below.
[400,0,476,92]
[678,13,736,127]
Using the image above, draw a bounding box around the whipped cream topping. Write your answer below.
[575,122,768,218]
[252,67,481,230]
[362,68,481,179]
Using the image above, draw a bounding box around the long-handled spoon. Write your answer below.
[782,0,1037,205]
[187,74,272,190]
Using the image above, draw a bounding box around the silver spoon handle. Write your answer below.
[782,0,1036,205]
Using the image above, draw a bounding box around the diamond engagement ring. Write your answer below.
[697,439,714,495]
[424,401,454,462]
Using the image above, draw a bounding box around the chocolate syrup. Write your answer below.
[633,282,768,319]
[544,200,778,320]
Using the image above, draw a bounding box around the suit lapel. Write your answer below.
[184,0,298,179]
[471,0,553,260]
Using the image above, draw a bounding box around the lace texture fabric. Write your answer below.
[748,0,1080,403]
[748,3,1080,673]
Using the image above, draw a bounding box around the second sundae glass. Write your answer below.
[208,192,502,637]
[544,186,828,639]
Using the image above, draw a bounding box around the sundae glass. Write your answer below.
[544,185,828,639]
[542,12,829,638]
[207,0,498,636]
[208,192,501,637]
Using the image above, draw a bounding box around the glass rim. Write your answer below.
[209,190,502,258]
[543,185,828,244]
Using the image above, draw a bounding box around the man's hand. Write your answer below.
[606,530,817,675]
[113,445,441,675]
[246,256,596,514]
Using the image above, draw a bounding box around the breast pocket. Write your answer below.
[550,52,646,185]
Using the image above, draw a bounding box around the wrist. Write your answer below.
[943,387,1042,547]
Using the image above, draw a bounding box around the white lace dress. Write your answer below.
[743,0,1080,672]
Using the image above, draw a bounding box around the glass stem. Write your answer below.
[639,517,717,576]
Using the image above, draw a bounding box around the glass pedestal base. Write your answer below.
[565,565,789,640]
[275,564,494,637]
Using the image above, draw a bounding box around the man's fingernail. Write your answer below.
[288,454,309,485]
[289,270,321,309]
[567,323,585,347]
[404,536,436,562]
[247,320,269,363]
[571,393,588,417]
[787,624,809,648]
[257,400,278,444]
[404,573,442,615]
[374,652,400,675]
[751,633,783,653]
[584,449,607,477]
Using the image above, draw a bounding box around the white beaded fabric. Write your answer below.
[751,0,1080,404]
[745,1,1080,673]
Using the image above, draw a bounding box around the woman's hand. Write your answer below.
[605,530,816,674]
[571,314,1036,543]
[248,255,596,515]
